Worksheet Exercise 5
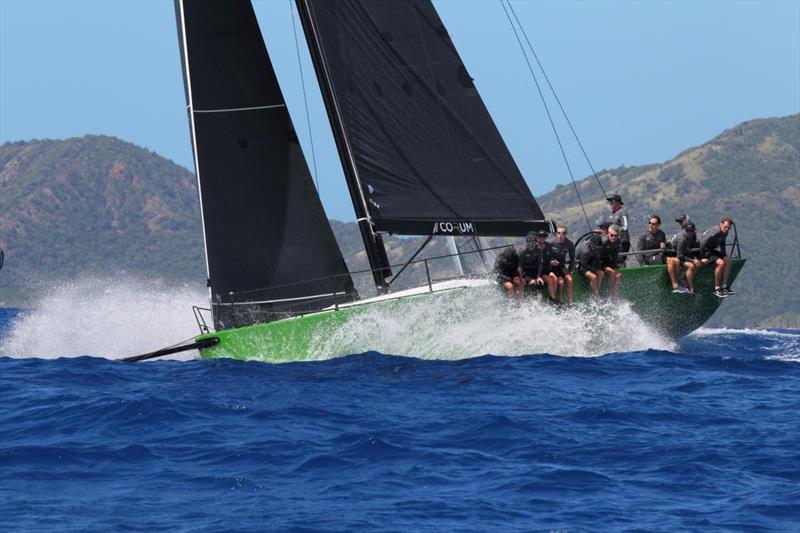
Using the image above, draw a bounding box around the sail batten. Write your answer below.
[299,0,549,236]
[175,0,356,329]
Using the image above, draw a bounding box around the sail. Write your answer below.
[297,0,552,237]
[175,0,356,330]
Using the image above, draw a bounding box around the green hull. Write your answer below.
[197,259,745,361]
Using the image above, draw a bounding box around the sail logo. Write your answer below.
[432,221,475,234]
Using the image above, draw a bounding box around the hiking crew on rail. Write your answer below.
[493,197,737,301]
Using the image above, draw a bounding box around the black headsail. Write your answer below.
[175,0,356,330]
[295,0,553,240]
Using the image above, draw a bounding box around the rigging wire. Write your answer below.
[505,1,607,199]
[499,0,592,231]
[289,0,319,190]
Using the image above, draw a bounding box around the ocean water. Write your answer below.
[1,282,799,531]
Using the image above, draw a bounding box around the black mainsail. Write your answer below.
[175,0,356,330]
[296,0,552,239]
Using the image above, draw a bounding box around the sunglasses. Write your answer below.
[556,231,567,235]
[648,221,659,225]
[608,233,618,238]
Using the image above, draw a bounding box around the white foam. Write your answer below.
[691,327,800,363]
[308,286,675,360]
[692,327,800,339]
[0,278,207,360]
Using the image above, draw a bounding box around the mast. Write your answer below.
[174,0,357,330]
[295,0,393,294]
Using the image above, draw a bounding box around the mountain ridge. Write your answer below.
[1,114,798,327]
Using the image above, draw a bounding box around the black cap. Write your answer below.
[589,234,603,248]
[525,231,537,243]
[675,214,690,224]
[607,194,624,204]
[684,221,696,231]
[597,220,611,229]
[536,229,549,237]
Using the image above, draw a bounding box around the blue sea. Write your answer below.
[1,304,798,532]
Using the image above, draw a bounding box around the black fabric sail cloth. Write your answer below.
[175,0,356,330]
[300,0,552,236]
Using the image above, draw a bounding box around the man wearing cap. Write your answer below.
[599,224,623,297]
[576,234,605,297]
[666,221,706,294]
[607,194,630,265]
[549,226,576,304]
[494,246,524,297]
[699,216,735,297]
[636,215,667,265]
[534,230,560,302]
[518,231,544,293]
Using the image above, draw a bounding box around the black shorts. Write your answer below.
[523,275,543,290]
[577,264,596,276]
[705,254,723,263]
[550,266,569,278]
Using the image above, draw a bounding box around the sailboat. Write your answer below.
[171,0,744,362]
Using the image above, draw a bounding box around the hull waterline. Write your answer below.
[196,259,746,361]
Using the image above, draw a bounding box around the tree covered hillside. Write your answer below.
[0,135,205,303]
[538,114,800,327]
[1,115,798,328]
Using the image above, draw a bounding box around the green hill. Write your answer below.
[1,115,798,327]
[537,114,800,328]
[0,135,206,303]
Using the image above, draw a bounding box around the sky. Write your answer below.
[1,0,798,222]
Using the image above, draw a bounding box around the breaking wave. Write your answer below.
[1,279,679,362]
[309,286,675,360]
[0,278,207,360]
[689,327,800,362]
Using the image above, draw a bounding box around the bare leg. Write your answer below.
[557,277,565,301]
[605,267,621,297]
[667,257,680,289]
[565,274,574,304]
[684,262,696,292]
[714,259,724,288]
[722,257,732,287]
[512,276,525,298]
[547,273,558,300]
[585,271,600,297]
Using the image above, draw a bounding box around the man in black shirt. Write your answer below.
[666,222,706,294]
[518,231,544,293]
[549,225,576,304]
[699,216,734,297]
[534,230,559,301]
[636,215,667,265]
[576,233,605,297]
[600,225,623,297]
[607,194,630,264]
[494,246,523,297]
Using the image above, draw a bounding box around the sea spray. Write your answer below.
[308,286,674,360]
[0,278,207,359]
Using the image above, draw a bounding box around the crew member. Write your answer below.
[550,226,576,304]
[599,224,622,297]
[667,221,705,293]
[636,215,667,265]
[607,194,630,264]
[576,234,604,297]
[534,230,559,301]
[494,246,523,297]
[518,231,544,293]
[699,216,735,297]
